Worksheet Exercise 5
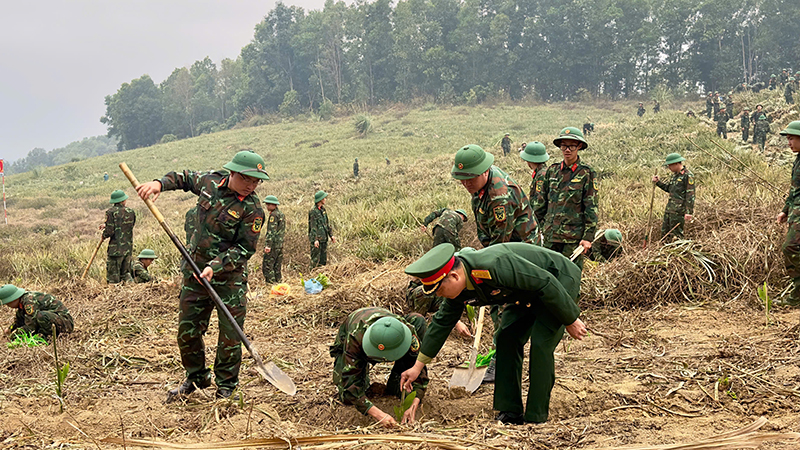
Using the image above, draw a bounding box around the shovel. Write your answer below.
[449,305,486,393]
[119,162,296,396]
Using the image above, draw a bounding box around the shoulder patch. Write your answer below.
[269,216,275,223]
[594,180,599,191]
[493,205,506,222]
[688,177,694,185]
[471,269,492,280]
[252,217,264,233]
[410,335,420,352]
[227,209,240,219]
[24,303,34,316]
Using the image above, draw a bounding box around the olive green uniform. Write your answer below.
[754,118,770,150]
[741,113,751,142]
[781,151,800,305]
[9,291,74,338]
[309,205,333,267]
[103,203,136,283]
[715,110,729,139]
[417,243,581,423]
[656,168,695,240]
[262,208,286,283]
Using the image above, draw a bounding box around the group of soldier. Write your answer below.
[637,100,661,116]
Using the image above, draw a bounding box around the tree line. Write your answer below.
[101,0,800,151]
[7,136,119,175]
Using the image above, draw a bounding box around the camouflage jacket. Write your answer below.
[528,169,547,212]
[705,97,713,109]
[534,157,599,244]
[103,203,136,257]
[715,111,730,126]
[782,153,800,224]
[741,113,750,128]
[308,205,332,243]
[725,100,734,113]
[591,239,622,262]
[501,136,511,150]
[786,83,796,96]
[131,259,152,283]
[330,307,428,415]
[406,279,445,316]
[637,106,645,116]
[656,168,695,215]
[184,206,198,243]
[159,170,264,284]
[471,166,536,247]
[11,292,73,335]
[754,119,770,137]
[423,208,464,237]
[750,110,770,123]
[263,208,286,249]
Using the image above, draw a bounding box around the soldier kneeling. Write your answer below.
[2,284,74,339]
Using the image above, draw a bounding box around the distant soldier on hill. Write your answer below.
[309,190,335,268]
[725,93,734,116]
[421,207,468,250]
[769,74,777,90]
[705,93,714,118]
[753,115,770,151]
[582,122,594,136]
[100,189,136,284]
[637,102,645,117]
[501,134,511,156]
[653,153,695,241]
[262,195,286,284]
[785,77,795,104]
[131,249,157,283]
[2,284,73,339]
[776,121,800,307]
[779,69,789,86]
[715,106,730,139]
[741,106,751,143]
[353,158,359,178]
[652,100,661,113]
[713,92,721,116]
[750,104,770,130]
[103,172,109,182]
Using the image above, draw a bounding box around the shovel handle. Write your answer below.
[81,235,105,280]
[472,306,486,352]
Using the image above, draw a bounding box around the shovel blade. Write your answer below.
[251,350,297,396]
[448,347,485,393]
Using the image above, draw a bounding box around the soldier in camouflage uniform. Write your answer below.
[653,153,695,241]
[519,141,550,244]
[780,69,789,86]
[184,206,198,243]
[101,189,136,284]
[715,106,729,139]
[705,93,714,118]
[309,190,335,268]
[725,93,734,117]
[785,77,796,104]
[501,134,511,156]
[131,249,157,283]
[534,127,598,271]
[353,158,359,178]
[740,106,751,143]
[753,115,770,151]
[421,208,468,250]
[330,307,429,427]
[590,229,623,262]
[637,102,645,117]
[769,74,777,90]
[405,279,472,337]
[2,284,73,339]
[776,121,800,307]
[135,150,269,401]
[713,92,721,116]
[653,100,661,113]
[261,195,285,283]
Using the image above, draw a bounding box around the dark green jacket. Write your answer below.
[308,205,333,243]
[656,168,695,215]
[11,292,74,335]
[419,243,581,361]
[534,157,599,244]
[103,203,136,257]
[754,119,770,138]
[783,153,800,224]
[423,208,464,237]
[471,165,536,247]
[264,208,286,249]
[131,259,152,283]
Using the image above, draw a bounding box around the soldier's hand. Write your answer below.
[566,318,588,340]
[401,398,421,425]
[314,240,320,248]
[420,225,427,233]
[367,406,398,429]
[136,180,162,202]
[400,361,425,392]
[99,224,105,230]
[331,237,336,244]
[652,175,659,183]
[684,214,693,222]
[777,212,788,223]
[579,240,592,254]
[454,320,472,338]
[194,266,214,283]
[264,247,271,254]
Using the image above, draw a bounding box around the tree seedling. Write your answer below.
[394,390,417,421]
[52,324,69,413]
[757,282,771,327]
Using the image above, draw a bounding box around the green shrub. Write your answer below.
[279,90,302,117]
[353,114,373,136]
[196,121,220,135]
[319,99,335,120]
[160,134,178,144]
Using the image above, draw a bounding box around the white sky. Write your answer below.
[0,0,328,162]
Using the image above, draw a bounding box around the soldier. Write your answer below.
[779,69,789,86]
[135,150,269,401]
[400,243,587,424]
[353,158,359,178]
[501,133,511,156]
[261,195,286,284]
[686,110,696,118]
[637,102,645,117]
[713,92,720,116]
[405,279,471,337]
[590,229,623,262]
[741,106,751,143]
[725,93,734,117]
[103,172,109,182]
[750,104,769,130]
[753,115,770,151]
[386,158,390,166]
[769,74,777,90]
[653,100,661,113]
[715,106,729,139]
[2,284,73,339]
[309,190,335,268]
[776,121,800,307]
[582,122,594,136]
[785,77,795,104]
[421,208,468,250]
[705,93,714,118]
[131,249,157,283]
[519,141,550,223]
[533,127,598,270]
[101,189,136,284]
[330,307,429,428]
[652,153,695,241]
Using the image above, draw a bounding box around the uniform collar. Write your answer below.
[560,157,580,172]
[219,176,247,202]
[477,167,494,199]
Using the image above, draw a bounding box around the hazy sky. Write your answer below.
[0,0,328,163]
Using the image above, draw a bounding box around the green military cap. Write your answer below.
[759,115,767,120]
[743,106,750,111]
[455,209,469,221]
[363,316,412,361]
[504,133,510,136]
[664,153,685,165]
[553,127,587,149]
[223,150,270,180]
[405,243,456,294]
[451,145,494,180]
[314,190,328,203]
[137,249,158,259]
[604,229,623,246]
[771,74,777,78]
[780,121,800,136]
[0,284,26,305]
[790,77,797,82]
[263,195,280,205]
[519,141,549,163]
[109,189,128,204]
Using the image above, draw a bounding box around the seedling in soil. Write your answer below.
[757,282,771,327]
[394,390,416,421]
[52,324,69,413]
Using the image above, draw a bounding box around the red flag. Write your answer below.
[0,159,3,173]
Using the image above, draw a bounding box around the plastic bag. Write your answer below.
[304,278,323,294]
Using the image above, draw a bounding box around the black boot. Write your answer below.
[495,412,525,425]
[166,378,210,402]
[482,355,496,383]
[216,388,240,401]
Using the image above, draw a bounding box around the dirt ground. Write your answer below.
[1,262,799,450]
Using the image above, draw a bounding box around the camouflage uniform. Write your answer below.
[160,169,264,391]
[705,95,713,118]
[261,207,286,283]
[501,136,511,156]
[103,203,136,284]
[769,78,777,90]
[715,110,729,139]
[9,292,74,338]
[653,102,661,113]
[754,118,770,151]
[725,98,734,116]
[330,307,429,415]
[637,105,645,117]
[471,165,536,247]
[308,204,333,267]
[741,112,751,142]
[781,123,800,305]
[656,168,695,240]
[130,259,152,283]
[184,206,198,243]
[528,168,548,214]
[590,238,622,262]
[785,83,795,104]
[534,157,599,270]
[423,208,465,250]
[405,279,445,317]
[713,95,720,115]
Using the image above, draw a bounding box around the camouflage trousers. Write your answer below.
[262,248,283,283]
[432,226,461,251]
[781,223,800,305]
[311,240,328,268]
[661,212,685,240]
[502,145,510,156]
[545,242,584,271]
[177,278,247,390]
[716,124,727,139]
[786,93,794,105]
[13,311,74,338]
[107,253,133,284]
[706,105,712,118]
[754,132,767,151]
[741,125,749,142]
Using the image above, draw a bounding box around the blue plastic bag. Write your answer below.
[304,279,323,294]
